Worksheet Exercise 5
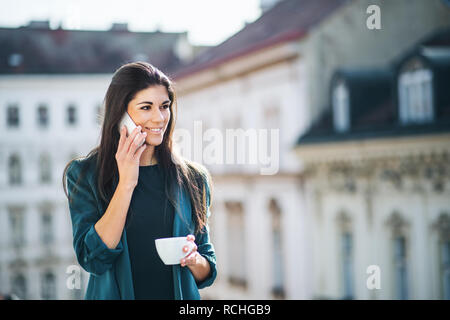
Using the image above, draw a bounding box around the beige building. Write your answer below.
[295,27,450,299]
[173,0,450,299]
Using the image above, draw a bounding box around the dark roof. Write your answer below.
[391,27,450,72]
[172,0,348,79]
[296,28,450,146]
[0,22,187,75]
[332,69,394,128]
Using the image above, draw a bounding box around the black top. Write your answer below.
[125,163,175,300]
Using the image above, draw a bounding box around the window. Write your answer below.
[386,212,409,300]
[442,240,450,300]
[398,68,433,125]
[7,104,19,127]
[8,53,23,67]
[11,274,27,299]
[332,81,350,132]
[41,210,53,245]
[434,213,450,299]
[337,212,354,299]
[341,232,354,299]
[67,104,77,126]
[226,201,247,288]
[37,104,49,128]
[96,103,104,125]
[41,272,56,300]
[394,236,408,300]
[9,154,22,185]
[269,198,284,298]
[39,153,52,184]
[9,207,25,248]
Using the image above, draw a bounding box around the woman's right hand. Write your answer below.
[115,125,147,190]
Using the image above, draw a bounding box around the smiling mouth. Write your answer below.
[146,127,163,134]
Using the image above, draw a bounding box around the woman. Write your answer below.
[62,61,217,300]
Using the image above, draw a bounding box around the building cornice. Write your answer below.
[294,132,450,165]
[173,39,302,94]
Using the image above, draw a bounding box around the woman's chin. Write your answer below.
[144,138,163,147]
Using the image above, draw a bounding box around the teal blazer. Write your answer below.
[66,155,217,300]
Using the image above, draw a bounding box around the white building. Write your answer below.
[0,74,109,299]
[0,21,194,299]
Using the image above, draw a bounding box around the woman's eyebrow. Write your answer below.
[137,100,170,105]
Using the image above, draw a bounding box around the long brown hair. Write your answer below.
[62,61,211,234]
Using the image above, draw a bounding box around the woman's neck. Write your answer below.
[139,144,157,166]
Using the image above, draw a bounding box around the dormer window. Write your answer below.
[398,65,433,125]
[332,81,350,133]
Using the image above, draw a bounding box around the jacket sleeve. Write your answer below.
[194,172,217,289]
[66,160,123,276]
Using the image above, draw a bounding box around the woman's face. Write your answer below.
[127,85,171,147]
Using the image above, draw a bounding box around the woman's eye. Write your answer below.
[141,104,169,110]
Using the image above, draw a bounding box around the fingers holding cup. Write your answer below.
[181,240,197,267]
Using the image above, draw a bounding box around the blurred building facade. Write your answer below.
[295,28,450,299]
[1,0,449,300]
[294,1,450,299]
[0,21,199,299]
[173,0,450,299]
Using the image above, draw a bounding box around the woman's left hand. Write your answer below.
[180,234,201,267]
[180,234,212,282]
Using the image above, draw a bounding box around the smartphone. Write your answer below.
[119,112,144,146]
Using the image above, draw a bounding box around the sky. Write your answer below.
[0,0,262,46]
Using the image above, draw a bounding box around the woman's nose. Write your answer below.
[151,109,165,122]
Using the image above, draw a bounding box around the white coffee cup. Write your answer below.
[155,236,195,265]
